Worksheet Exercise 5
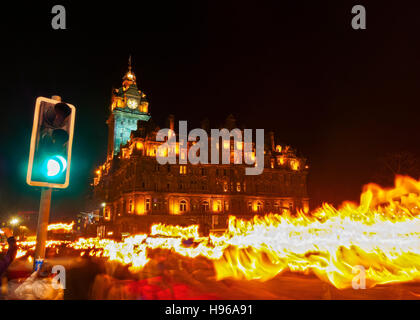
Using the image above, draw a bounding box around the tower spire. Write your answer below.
[123,55,136,88]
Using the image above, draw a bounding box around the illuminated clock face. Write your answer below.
[127,98,138,110]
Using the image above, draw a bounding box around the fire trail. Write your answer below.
[3,175,420,290]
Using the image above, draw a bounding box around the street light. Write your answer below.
[9,218,19,226]
[101,202,106,208]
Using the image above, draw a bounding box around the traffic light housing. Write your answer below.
[27,97,76,188]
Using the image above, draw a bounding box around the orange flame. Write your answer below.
[47,221,74,232]
[4,176,420,290]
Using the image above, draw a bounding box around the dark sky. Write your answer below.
[1,1,420,220]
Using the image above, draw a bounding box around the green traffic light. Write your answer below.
[46,155,67,177]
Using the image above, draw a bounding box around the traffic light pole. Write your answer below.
[33,95,61,269]
[33,187,52,264]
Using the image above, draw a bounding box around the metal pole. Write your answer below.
[33,95,61,269]
[33,187,52,263]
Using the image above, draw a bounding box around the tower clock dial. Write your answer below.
[127,98,138,110]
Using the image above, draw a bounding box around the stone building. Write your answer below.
[93,61,309,236]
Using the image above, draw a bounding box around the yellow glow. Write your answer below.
[158,147,167,157]
[303,202,309,214]
[213,200,221,212]
[278,156,285,165]
[9,175,420,289]
[136,202,145,215]
[96,170,101,175]
[170,203,180,215]
[9,218,19,226]
[48,221,74,232]
[117,99,124,108]
[290,159,300,171]
[275,145,282,152]
[104,208,111,221]
[140,102,148,113]
[252,202,258,212]
[223,141,230,150]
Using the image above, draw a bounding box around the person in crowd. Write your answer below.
[0,228,18,276]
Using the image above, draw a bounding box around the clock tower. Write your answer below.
[107,57,151,158]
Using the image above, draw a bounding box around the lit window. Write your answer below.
[257,201,263,212]
[213,200,221,212]
[136,142,143,150]
[104,208,111,221]
[277,156,285,165]
[290,160,300,171]
[223,140,230,150]
[129,199,133,213]
[248,201,252,212]
[146,199,151,211]
[223,182,228,192]
[224,201,229,211]
[236,182,241,192]
[179,165,187,174]
[180,200,187,212]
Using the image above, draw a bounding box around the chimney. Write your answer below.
[168,114,175,131]
[269,131,275,151]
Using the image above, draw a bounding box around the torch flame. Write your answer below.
[47,221,74,232]
[5,176,420,290]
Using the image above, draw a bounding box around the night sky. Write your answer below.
[1,1,420,220]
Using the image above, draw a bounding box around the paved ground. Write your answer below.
[3,252,420,300]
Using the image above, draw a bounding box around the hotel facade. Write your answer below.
[93,61,309,236]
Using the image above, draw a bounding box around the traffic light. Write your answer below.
[27,97,76,188]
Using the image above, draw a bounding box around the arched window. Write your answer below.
[180,200,187,212]
[274,201,280,212]
[248,201,252,212]
[223,182,228,192]
[213,200,221,212]
[129,199,133,213]
[201,201,209,212]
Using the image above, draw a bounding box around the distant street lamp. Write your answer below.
[9,218,20,226]
[101,202,106,208]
